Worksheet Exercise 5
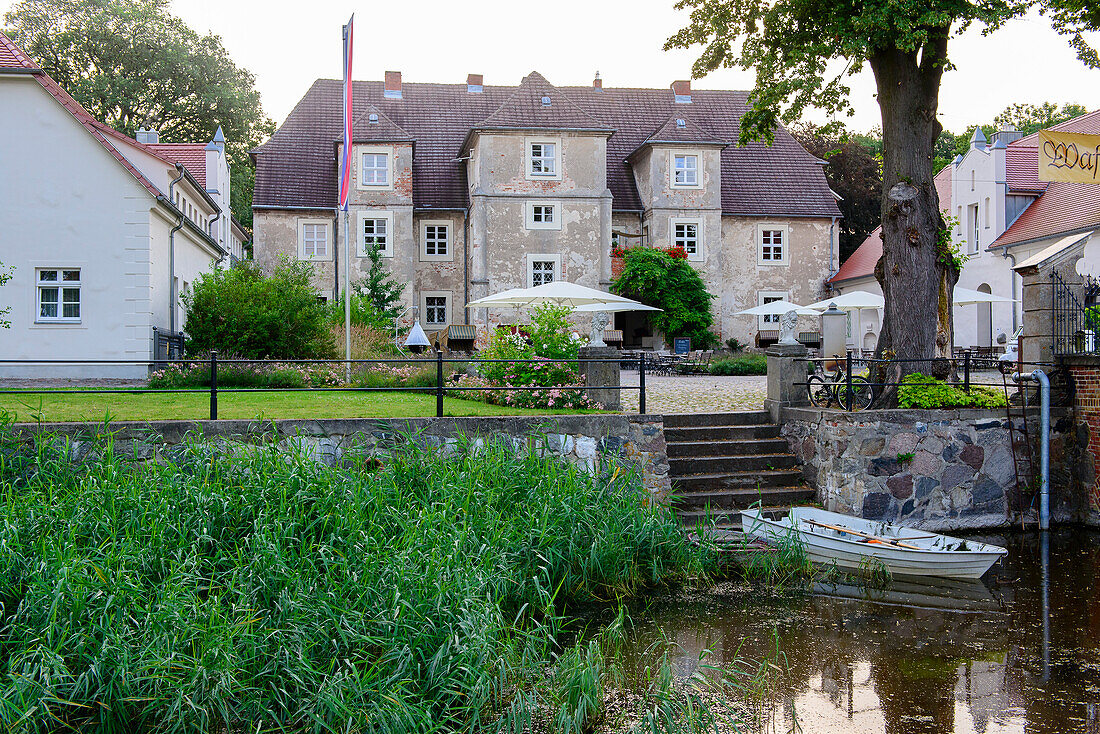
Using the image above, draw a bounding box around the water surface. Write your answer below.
[622,530,1100,733]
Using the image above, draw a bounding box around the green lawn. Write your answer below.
[0,390,603,423]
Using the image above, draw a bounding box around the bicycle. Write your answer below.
[807,354,874,411]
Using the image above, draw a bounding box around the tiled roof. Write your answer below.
[829,167,953,284]
[351,105,413,142]
[474,71,611,132]
[634,115,725,150]
[253,74,840,218]
[147,143,207,185]
[994,180,1100,247]
[1005,147,1045,194]
[1012,109,1100,147]
[0,32,37,70]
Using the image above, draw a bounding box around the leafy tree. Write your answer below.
[993,102,1089,136]
[612,248,718,349]
[3,0,274,229]
[666,0,1099,403]
[183,259,335,359]
[0,262,12,329]
[353,242,406,325]
[790,123,882,261]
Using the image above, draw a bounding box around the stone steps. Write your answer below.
[666,412,815,526]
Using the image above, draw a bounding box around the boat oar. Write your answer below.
[802,519,920,550]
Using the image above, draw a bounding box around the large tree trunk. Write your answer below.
[868,28,960,407]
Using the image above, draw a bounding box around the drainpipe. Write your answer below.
[463,206,470,324]
[828,215,838,277]
[168,164,186,333]
[1013,369,1051,529]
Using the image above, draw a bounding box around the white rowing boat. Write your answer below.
[741,507,1008,580]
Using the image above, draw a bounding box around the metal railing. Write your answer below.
[1053,271,1100,356]
[0,352,648,419]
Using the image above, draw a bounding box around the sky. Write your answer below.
[3,0,1100,135]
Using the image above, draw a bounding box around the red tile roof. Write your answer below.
[147,143,208,186]
[635,115,725,150]
[1012,109,1100,147]
[1005,147,1045,194]
[474,71,612,132]
[0,32,37,70]
[253,75,840,218]
[829,167,953,284]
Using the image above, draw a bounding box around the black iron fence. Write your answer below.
[0,352,648,419]
[1053,271,1100,356]
[798,352,1054,412]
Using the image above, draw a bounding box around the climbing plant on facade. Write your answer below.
[612,248,717,349]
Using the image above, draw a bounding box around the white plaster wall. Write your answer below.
[0,75,156,378]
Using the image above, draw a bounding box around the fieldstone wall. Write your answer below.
[781,407,1083,531]
[8,415,672,499]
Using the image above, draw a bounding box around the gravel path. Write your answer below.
[620,370,767,414]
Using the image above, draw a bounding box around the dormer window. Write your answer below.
[672,153,699,187]
[361,152,389,186]
[527,138,560,179]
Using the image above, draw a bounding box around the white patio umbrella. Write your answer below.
[952,286,1019,305]
[735,299,821,316]
[466,280,643,309]
[804,291,885,311]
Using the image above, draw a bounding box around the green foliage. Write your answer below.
[148,359,342,389]
[323,291,390,329]
[3,0,275,228]
[897,373,1007,409]
[612,248,718,349]
[995,101,1090,135]
[0,261,12,328]
[709,354,767,376]
[724,336,745,352]
[350,362,439,390]
[937,212,968,272]
[0,431,701,730]
[353,240,406,324]
[896,452,915,464]
[182,259,335,359]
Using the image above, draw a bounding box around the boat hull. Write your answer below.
[741,508,1007,580]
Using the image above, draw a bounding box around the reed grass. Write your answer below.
[0,429,704,732]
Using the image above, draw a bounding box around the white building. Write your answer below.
[0,32,245,378]
[831,110,1100,352]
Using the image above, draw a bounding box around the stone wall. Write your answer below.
[9,415,671,499]
[781,407,1084,531]
[1066,355,1100,525]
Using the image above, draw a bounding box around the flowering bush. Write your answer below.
[149,358,343,389]
[351,362,438,390]
[447,372,601,411]
[662,246,688,259]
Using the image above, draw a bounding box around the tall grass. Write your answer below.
[0,430,704,732]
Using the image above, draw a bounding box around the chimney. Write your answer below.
[593,71,602,90]
[136,127,160,144]
[672,79,691,103]
[466,73,483,93]
[384,70,402,99]
[992,124,1023,147]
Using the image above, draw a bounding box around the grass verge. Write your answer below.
[0,390,604,423]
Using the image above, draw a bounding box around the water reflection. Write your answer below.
[620,530,1100,734]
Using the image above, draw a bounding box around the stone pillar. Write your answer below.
[1016,263,1055,370]
[765,342,809,423]
[579,345,621,411]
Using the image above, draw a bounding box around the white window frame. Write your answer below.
[525,137,562,180]
[36,267,82,323]
[357,210,394,258]
[298,218,331,261]
[757,290,789,331]
[669,217,703,261]
[420,220,453,262]
[757,224,789,266]
[358,146,393,190]
[968,204,980,254]
[670,151,701,189]
[421,290,451,327]
[525,201,563,230]
[526,253,562,288]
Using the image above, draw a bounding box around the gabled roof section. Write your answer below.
[830,167,953,284]
[1005,147,1045,194]
[634,115,726,151]
[474,71,612,132]
[0,31,37,70]
[148,143,208,184]
[1013,109,1100,147]
[993,180,1100,248]
[351,104,413,142]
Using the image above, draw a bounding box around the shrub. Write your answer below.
[351,362,438,390]
[322,291,391,330]
[183,259,334,359]
[149,358,342,389]
[725,336,745,352]
[709,353,767,376]
[0,432,702,730]
[898,373,1007,409]
[612,247,718,349]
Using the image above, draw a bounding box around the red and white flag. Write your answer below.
[338,15,354,211]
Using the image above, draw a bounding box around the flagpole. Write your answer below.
[341,15,354,383]
[344,210,351,382]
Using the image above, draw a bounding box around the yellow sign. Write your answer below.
[1038,130,1100,183]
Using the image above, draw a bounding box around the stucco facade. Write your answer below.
[0,67,225,379]
[252,71,841,346]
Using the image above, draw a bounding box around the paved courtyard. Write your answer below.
[619,370,767,414]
